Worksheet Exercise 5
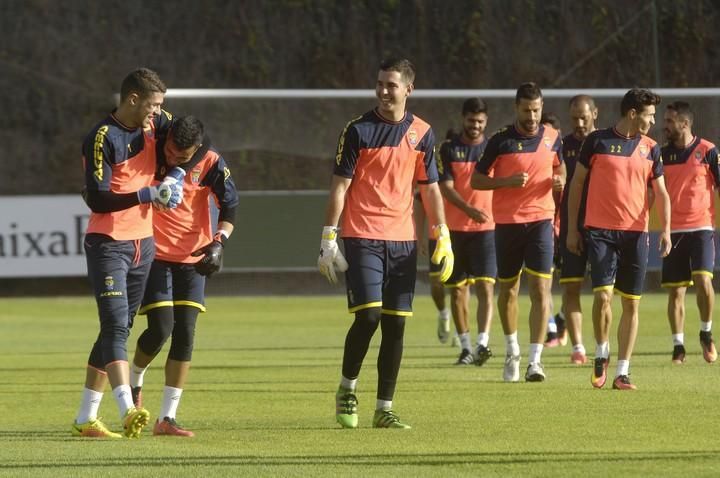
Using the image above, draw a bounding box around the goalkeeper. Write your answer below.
[128,115,239,437]
[319,58,452,430]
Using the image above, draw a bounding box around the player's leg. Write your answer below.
[690,230,717,363]
[446,231,473,364]
[611,231,649,390]
[373,240,416,429]
[428,239,451,343]
[153,264,205,437]
[130,260,175,407]
[562,281,587,364]
[585,229,618,388]
[661,232,691,363]
[523,220,554,382]
[335,238,384,428]
[470,230,496,366]
[495,224,524,382]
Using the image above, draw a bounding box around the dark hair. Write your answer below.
[379,57,415,84]
[569,94,596,110]
[462,97,488,116]
[666,100,694,124]
[620,88,661,116]
[170,116,204,149]
[120,68,166,101]
[515,82,542,104]
[540,112,561,130]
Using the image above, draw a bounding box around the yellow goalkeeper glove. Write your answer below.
[431,224,454,283]
[317,226,349,284]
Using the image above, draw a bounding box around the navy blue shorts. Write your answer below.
[558,226,589,285]
[84,233,155,367]
[343,238,417,317]
[586,228,649,299]
[445,230,497,288]
[139,260,207,314]
[661,230,715,287]
[495,220,554,282]
[427,239,443,278]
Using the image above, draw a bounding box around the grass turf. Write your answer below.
[0,294,719,477]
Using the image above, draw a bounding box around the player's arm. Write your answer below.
[440,180,488,223]
[471,136,527,190]
[650,145,671,257]
[419,182,454,283]
[566,163,588,256]
[552,153,566,192]
[706,146,720,198]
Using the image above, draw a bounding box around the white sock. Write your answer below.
[459,332,472,352]
[505,333,520,356]
[113,385,134,420]
[439,308,450,320]
[572,344,586,355]
[672,333,684,346]
[376,399,392,411]
[477,332,489,348]
[129,363,147,388]
[75,388,103,424]
[595,342,610,359]
[159,386,183,420]
[547,319,558,333]
[616,359,630,377]
[340,376,357,390]
[528,343,544,364]
[700,321,712,332]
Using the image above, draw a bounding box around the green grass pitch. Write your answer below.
[1,293,719,477]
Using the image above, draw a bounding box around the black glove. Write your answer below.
[191,240,223,277]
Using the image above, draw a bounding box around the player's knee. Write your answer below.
[380,314,406,338]
[137,310,174,356]
[168,314,197,361]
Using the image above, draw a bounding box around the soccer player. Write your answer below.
[548,95,600,364]
[472,82,565,383]
[566,88,672,390]
[72,68,185,438]
[437,98,495,366]
[129,116,239,436]
[318,58,453,429]
[660,101,718,364]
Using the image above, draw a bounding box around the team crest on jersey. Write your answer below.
[191,168,201,184]
[407,129,418,145]
[695,151,702,160]
[104,276,114,289]
[543,137,552,149]
[639,144,649,157]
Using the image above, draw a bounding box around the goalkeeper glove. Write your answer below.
[138,183,173,206]
[161,167,186,208]
[317,226,348,284]
[431,224,454,283]
[191,234,225,277]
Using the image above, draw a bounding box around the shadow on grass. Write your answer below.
[0,449,718,469]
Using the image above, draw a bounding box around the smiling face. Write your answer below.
[126,91,164,129]
[632,104,656,135]
[462,112,488,141]
[375,70,413,121]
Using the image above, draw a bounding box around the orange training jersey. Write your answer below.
[661,137,720,231]
[579,127,663,232]
[334,109,438,241]
[82,110,173,240]
[152,149,239,263]
[474,124,562,224]
[438,135,494,231]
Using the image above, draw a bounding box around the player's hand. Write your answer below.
[465,206,490,223]
[163,167,187,185]
[552,174,565,192]
[658,230,671,258]
[191,239,224,276]
[431,224,454,283]
[566,229,584,256]
[161,167,186,207]
[506,172,529,188]
[317,226,348,284]
[138,183,173,206]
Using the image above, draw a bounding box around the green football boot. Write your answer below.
[372,408,411,429]
[335,387,358,429]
